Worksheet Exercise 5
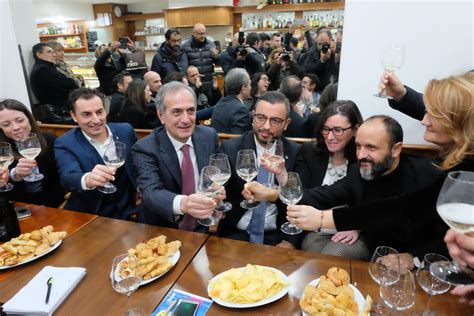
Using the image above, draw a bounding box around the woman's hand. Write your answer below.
[331,230,360,244]
[242,181,278,202]
[451,284,474,305]
[286,204,321,230]
[445,229,474,269]
[378,72,407,101]
[14,158,36,178]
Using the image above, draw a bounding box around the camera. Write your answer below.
[281,48,291,61]
[118,36,128,49]
[336,43,342,54]
[238,31,245,45]
[321,43,330,54]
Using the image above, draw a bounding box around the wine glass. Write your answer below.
[279,172,303,235]
[16,133,44,182]
[431,171,474,285]
[380,267,416,312]
[369,246,400,285]
[98,141,126,194]
[208,153,232,212]
[236,149,260,209]
[0,142,14,192]
[261,139,284,189]
[111,254,145,316]
[374,42,405,98]
[196,166,222,227]
[416,253,451,316]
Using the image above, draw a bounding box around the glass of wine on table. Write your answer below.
[16,133,44,181]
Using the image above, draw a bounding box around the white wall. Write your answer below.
[168,0,232,8]
[128,1,168,13]
[338,0,473,145]
[0,0,33,108]
[32,1,94,23]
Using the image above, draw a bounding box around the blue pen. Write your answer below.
[45,277,53,304]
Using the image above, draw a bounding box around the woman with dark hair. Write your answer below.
[0,99,64,206]
[244,72,270,111]
[116,80,159,129]
[293,100,368,259]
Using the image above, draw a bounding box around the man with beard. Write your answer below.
[243,115,442,262]
[218,91,300,245]
[151,29,188,80]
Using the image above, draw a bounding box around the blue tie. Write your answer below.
[246,165,270,243]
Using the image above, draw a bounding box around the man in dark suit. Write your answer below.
[218,91,300,245]
[54,88,138,219]
[280,76,311,138]
[132,82,221,231]
[210,68,251,134]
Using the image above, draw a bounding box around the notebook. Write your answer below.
[3,266,86,315]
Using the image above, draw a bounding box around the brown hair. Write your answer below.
[423,71,474,170]
[0,99,47,158]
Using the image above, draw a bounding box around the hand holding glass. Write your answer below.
[236,149,260,209]
[280,172,303,235]
[98,141,126,194]
[0,142,14,192]
[261,139,285,188]
[16,133,44,182]
[375,42,405,98]
[208,153,232,212]
[196,166,222,227]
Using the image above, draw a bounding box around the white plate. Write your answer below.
[114,250,180,287]
[301,278,365,316]
[0,240,62,270]
[207,266,290,308]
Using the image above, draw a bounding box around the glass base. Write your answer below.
[374,93,393,99]
[197,214,217,227]
[430,261,474,285]
[215,201,232,212]
[23,173,44,182]
[240,199,260,209]
[0,183,14,192]
[97,182,117,194]
[280,221,303,235]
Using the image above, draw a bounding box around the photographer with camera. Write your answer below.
[266,46,303,91]
[301,29,339,91]
[235,32,266,77]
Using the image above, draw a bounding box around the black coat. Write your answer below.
[94,50,125,96]
[108,91,125,122]
[210,95,251,134]
[284,108,310,138]
[181,36,216,82]
[236,46,266,77]
[151,43,188,80]
[301,47,339,91]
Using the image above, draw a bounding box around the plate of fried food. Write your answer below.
[0,225,67,269]
[208,264,290,308]
[115,235,181,286]
[300,267,372,316]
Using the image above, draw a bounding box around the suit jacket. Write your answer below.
[218,130,301,241]
[54,123,138,219]
[284,108,310,138]
[210,95,251,134]
[132,125,219,227]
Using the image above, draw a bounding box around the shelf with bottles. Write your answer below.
[241,11,343,31]
[37,21,88,53]
[234,1,344,14]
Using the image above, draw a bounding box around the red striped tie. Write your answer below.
[178,144,197,231]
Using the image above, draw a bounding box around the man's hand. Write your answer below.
[376,253,414,271]
[276,240,295,249]
[242,181,278,202]
[109,41,121,52]
[379,72,407,101]
[451,284,474,305]
[331,230,360,245]
[180,193,216,219]
[320,49,331,62]
[301,87,313,103]
[286,204,321,231]
[14,158,37,178]
[195,74,203,89]
[0,167,9,185]
[85,164,116,189]
[126,37,135,51]
[445,229,474,269]
[210,47,219,59]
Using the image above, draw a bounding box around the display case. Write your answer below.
[37,21,89,53]
[64,53,99,89]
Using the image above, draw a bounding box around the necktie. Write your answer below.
[246,164,270,243]
[178,144,197,231]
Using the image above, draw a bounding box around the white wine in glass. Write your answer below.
[209,153,232,212]
[280,172,303,235]
[374,42,405,99]
[261,139,284,188]
[98,141,126,194]
[197,166,222,227]
[236,149,260,209]
[431,171,474,285]
[0,142,14,192]
[17,133,44,182]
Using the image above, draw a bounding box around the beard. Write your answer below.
[359,154,393,181]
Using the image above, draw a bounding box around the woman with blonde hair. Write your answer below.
[48,41,84,86]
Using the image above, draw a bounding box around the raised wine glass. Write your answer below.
[0,142,14,192]
[416,253,451,316]
[196,166,222,227]
[380,267,416,312]
[98,141,126,194]
[261,139,284,189]
[279,172,304,235]
[374,42,405,98]
[111,254,145,316]
[236,149,260,209]
[208,153,232,212]
[16,133,44,181]
[430,171,474,285]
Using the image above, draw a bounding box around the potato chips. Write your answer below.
[119,235,181,281]
[0,225,66,266]
[208,264,289,304]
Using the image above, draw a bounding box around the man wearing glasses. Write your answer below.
[217,91,300,246]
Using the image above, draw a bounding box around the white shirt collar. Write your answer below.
[81,125,113,145]
[166,130,193,151]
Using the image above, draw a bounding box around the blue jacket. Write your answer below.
[150,43,188,80]
[54,123,138,219]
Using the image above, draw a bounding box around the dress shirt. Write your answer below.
[237,136,277,231]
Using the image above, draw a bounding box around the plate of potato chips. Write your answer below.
[0,226,67,269]
[300,267,371,316]
[115,235,181,286]
[208,264,290,308]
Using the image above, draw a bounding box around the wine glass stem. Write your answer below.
[426,294,433,313]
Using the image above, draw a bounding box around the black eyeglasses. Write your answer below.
[321,126,353,136]
[253,113,286,127]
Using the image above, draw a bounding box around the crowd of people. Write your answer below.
[3,21,473,305]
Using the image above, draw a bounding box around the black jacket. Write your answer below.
[94,50,125,96]
[284,108,310,138]
[210,95,251,134]
[301,47,339,91]
[181,36,216,83]
[151,43,188,80]
[236,46,266,77]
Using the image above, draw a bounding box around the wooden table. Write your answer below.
[169,236,351,315]
[0,216,208,315]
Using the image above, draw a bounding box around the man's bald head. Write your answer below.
[144,71,162,94]
[193,23,207,43]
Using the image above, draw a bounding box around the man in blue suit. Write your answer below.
[54,88,138,219]
[132,82,222,231]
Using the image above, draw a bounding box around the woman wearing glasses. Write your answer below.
[293,100,368,259]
